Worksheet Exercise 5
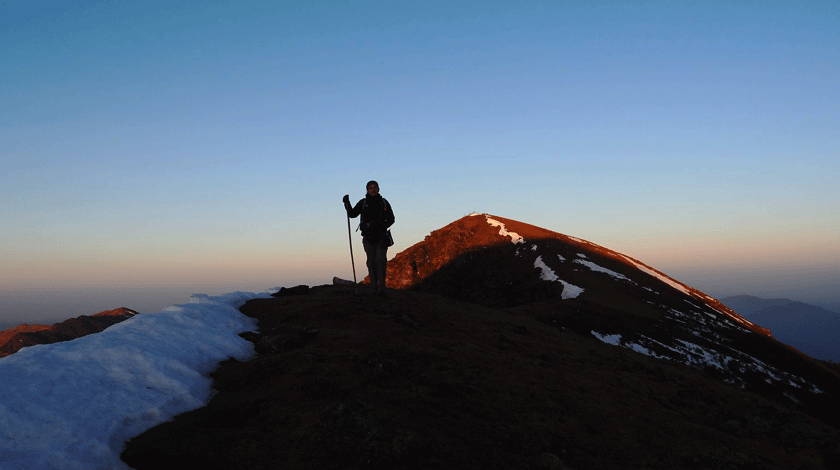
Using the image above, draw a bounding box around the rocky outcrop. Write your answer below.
[0,307,138,357]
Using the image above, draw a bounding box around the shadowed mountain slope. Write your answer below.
[0,307,139,358]
[387,215,835,399]
[122,215,840,469]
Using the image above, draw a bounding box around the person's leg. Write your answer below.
[376,243,388,292]
[363,238,378,289]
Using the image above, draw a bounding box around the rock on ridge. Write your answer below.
[0,307,139,357]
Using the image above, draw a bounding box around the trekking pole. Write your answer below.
[346,212,358,293]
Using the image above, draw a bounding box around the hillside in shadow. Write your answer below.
[121,286,840,469]
[122,214,840,469]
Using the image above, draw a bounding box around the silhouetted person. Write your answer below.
[343,180,395,295]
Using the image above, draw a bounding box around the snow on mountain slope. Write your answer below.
[386,214,829,403]
[0,291,270,470]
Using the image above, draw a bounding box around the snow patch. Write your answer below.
[618,254,690,295]
[591,331,621,346]
[558,281,584,300]
[616,254,759,332]
[534,256,559,282]
[485,216,525,244]
[593,326,822,397]
[685,301,704,311]
[573,259,635,284]
[534,256,584,299]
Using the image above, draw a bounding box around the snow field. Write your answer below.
[0,290,271,470]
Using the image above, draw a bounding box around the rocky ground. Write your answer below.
[121,285,840,470]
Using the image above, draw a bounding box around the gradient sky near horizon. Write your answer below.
[2,1,839,321]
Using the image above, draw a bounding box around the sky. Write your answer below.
[0,290,268,469]
[2,0,839,321]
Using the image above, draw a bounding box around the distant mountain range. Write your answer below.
[720,295,800,316]
[722,295,840,362]
[818,301,840,314]
[0,317,77,332]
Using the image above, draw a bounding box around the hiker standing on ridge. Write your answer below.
[343,180,395,295]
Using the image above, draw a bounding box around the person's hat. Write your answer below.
[366,180,379,189]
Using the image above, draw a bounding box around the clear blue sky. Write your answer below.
[2,1,839,320]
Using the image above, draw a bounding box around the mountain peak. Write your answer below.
[389,213,765,330]
[383,214,840,402]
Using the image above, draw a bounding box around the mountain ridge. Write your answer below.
[122,285,840,469]
[389,214,766,334]
[122,214,840,469]
[0,307,139,358]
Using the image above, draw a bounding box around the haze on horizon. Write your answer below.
[2,1,838,322]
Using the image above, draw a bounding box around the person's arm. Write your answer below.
[383,199,395,229]
[344,196,363,218]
